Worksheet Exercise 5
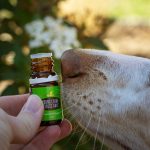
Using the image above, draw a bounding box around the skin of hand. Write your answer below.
[0,94,72,150]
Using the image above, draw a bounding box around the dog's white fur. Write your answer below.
[61,49,150,150]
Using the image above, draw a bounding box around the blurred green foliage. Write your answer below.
[0,0,108,94]
[0,0,109,149]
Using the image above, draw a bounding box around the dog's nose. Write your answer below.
[61,49,81,80]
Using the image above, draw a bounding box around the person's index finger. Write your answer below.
[0,94,29,116]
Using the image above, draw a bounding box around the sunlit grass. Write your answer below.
[59,0,150,19]
[109,0,150,19]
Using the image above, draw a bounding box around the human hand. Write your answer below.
[0,94,72,150]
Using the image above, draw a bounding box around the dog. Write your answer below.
[61,49,150,150]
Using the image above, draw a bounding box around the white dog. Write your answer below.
[61,49,150,150]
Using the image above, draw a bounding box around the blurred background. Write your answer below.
[0,0,150,149]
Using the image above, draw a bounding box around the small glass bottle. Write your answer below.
[29,53,63,126]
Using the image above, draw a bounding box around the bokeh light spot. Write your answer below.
[2,51,16,66]
[0,33,13,42]
[0,9,13,20]
[0,80,14,95]
[22,46,30,56]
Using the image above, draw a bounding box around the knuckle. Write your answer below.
[17,113,36,143]
[0,108,12,144]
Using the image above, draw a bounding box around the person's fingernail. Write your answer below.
[23,95,43,113]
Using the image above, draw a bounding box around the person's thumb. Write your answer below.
[0,95,44,146]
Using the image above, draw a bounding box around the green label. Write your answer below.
[32,86,60,99]
[31,86,63,121]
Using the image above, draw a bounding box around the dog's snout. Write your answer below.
[61,50,81,79]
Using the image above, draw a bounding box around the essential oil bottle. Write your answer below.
[29,53,63,126]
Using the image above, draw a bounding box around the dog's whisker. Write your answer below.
[65,109,84,132]
[68,113,84,133]
[63,103,76,111]
[62,117,82,147]
[77,134,92,146]
[72,122,82,134]
[93,116,101,150]
[63,98,82,112]
[66,112,80,122]
[100,119,106,150]
[75,115,92,150]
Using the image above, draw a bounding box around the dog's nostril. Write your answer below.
[61,49,81,80]
[67,73,81,78]
[67,72,86,79]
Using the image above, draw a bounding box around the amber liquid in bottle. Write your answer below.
[31,56,55,78]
